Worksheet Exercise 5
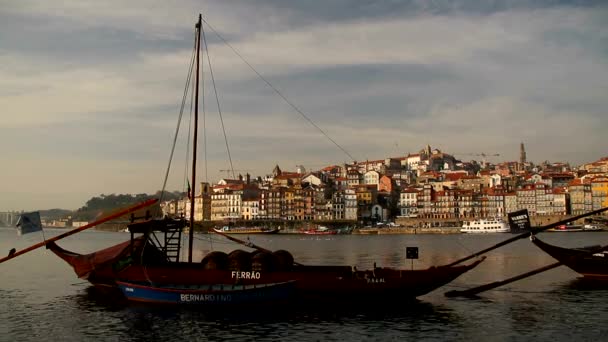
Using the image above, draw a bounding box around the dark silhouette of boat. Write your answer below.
[531,235,608,280]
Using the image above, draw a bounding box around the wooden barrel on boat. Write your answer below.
[273,250,294,271]
[201,251,228,270]
[251,251,277,272]
[228,249,251,271]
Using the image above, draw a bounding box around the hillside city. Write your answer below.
[160,143,608,226]
[3,144,606,229]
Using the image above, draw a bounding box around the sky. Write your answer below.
[1,0,607,211]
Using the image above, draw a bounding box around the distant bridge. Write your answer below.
[0,212,20,227]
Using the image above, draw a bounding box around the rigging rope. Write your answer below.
[159,30,198,205]
[201,25,236,179]
[200,15,356,163]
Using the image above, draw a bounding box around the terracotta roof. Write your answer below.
[570,177,592,185]
[275,172,302,180]
[444,173,467,181]
[553,187,566,194]
[321,165,339,172]
[421,171,441,177]
[541,172,574,178]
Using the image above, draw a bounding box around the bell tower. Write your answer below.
[519,142,527,164]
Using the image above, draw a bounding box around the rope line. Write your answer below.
[159,30,197,204]
[200,15,356,162]
[202,25,236,179]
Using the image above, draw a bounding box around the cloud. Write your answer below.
[1,1,607,210]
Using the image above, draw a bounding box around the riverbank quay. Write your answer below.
[395,214,593,229]
[352,227,461,235]
[379,227,461,234]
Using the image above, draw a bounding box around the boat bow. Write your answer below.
[47,238,144,280]
[531,235,608,279]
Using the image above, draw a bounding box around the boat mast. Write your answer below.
[188,14,202,263]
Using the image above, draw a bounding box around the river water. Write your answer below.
[1,228,607,341]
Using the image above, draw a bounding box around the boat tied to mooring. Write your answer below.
[41,14,487,306]
[213,226,280,234]
[461,218,511,233]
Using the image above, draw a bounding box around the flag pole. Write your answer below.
[0,198,158,264]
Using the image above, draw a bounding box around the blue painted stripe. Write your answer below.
[117,282,295,305]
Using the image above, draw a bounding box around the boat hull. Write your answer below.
[49,239,484,303]
[460,228,510,233]
[531,236,608,280]
[117,281,296,305]
[114,264,482,304]
[461,219,510,233]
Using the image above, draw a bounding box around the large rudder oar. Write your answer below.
[0,198,159,264]
[445,261,562,298]
[446,241,608,298]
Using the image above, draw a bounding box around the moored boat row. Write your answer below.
[546,223,604,232]
[213,226,280,234]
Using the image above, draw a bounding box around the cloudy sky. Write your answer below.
[1,0,607,211]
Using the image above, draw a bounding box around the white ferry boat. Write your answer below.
[461,219,510,233]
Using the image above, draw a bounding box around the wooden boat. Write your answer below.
[355,227,379,235]
[546,223,585,232]
[301,226,338,235]
[583,224,604,232]
[531,235,608,280]
[213,226,279,234]
[46,14,485,306]
[47,213,485,304]
[49,225,485,304]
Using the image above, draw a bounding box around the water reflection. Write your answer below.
[74,286,129,312]
[3,230,608,341]
[564,277,608,292]
[67,283,461,342]
[114,300,459,342]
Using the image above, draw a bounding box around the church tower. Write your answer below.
[519,142,527,164]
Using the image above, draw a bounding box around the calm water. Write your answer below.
[1,227,607,341]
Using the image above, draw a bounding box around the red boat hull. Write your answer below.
[49,239,484,303]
